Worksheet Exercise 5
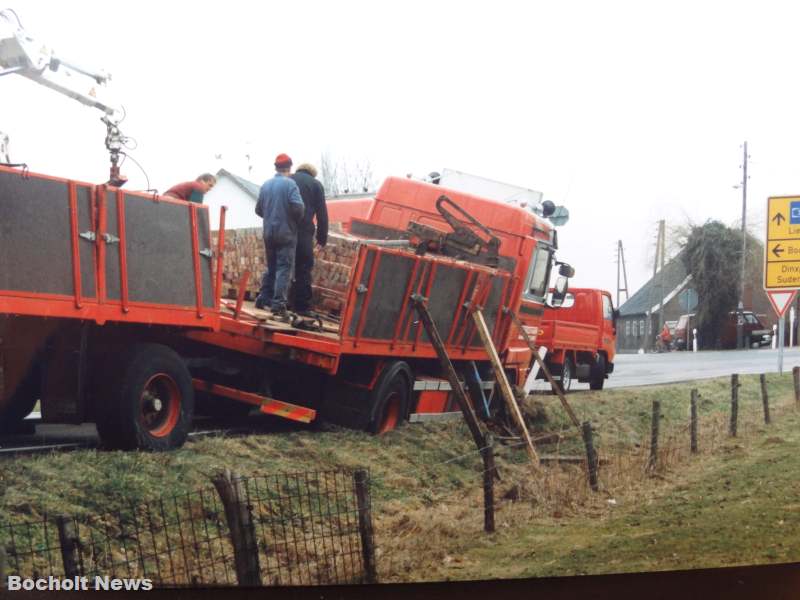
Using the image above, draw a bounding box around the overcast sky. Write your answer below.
[3,1,800,301]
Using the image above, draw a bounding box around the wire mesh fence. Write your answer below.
[1,469,373,587]
[245,470,367,585]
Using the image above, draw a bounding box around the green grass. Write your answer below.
[463,409,800,579]
[0,372,798,582]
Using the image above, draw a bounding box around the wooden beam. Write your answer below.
[471,309,539,467]
[411,294,487,453]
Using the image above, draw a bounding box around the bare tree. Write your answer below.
[0,131,10,163]
[319,151,376,196]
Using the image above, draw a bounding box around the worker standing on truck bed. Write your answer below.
[164,173,217,203]
[290,163,328,315]
[255,154,305,319]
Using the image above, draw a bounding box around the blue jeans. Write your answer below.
[258,238,296,311]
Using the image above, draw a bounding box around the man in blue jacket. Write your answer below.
[255,153,305,319]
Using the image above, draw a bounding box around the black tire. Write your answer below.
[96,343,194,451]
[0,362,40,433]
[367,361,412,435]
[556,357,573,394]
[589,353,606,391]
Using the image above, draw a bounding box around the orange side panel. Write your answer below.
[415,390,449,414]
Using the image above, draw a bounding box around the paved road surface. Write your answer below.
[599,347,800,390]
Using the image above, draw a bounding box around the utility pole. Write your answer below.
[656,221,666,339]
[737,142,748,350]
[647,220,666,351]
[616,240,629,309]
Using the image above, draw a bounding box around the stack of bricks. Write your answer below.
[311,231,360,314]
[211,227,360,316]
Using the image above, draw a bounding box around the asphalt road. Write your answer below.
[602,346,800,389]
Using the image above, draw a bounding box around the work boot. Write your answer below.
[270,307,291,322]
[255,296,267,310]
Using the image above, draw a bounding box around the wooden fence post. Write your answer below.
[760,374,771,425]
[482,434,496,533]
[581,421,599,491]
[729,374,739,437]
[353,469,378,584]
[56,516,81,578]
[212,470,262,586]
[647,400,660,472]
[793,366,800,406]
[690,389,698,454]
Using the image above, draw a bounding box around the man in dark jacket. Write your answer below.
[290,163,328,314]
[255,154,304,318]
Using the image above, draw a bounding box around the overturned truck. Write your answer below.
[0,166,566,449]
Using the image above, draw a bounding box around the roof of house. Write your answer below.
[619,252,691,317]
[216,168,261,200]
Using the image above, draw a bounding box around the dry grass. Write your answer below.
[373,372,800,582]
[1,371,798,584]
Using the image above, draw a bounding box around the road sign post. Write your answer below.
[779,316,785,374]
[765,196,800,374]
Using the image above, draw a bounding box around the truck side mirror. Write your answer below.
[549,276,569,307]
[558,263,575,278]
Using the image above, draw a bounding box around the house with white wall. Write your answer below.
[205,168,375,231]
[204,168,262,230]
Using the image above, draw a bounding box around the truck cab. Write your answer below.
[526,288,617,391]
[348,175,559,344]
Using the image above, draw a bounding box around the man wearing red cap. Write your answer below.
[255,154,305,319]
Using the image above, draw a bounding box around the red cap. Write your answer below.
[274,153,292,168]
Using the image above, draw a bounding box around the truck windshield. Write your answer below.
[526,244,553,299]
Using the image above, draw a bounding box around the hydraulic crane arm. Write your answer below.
[0,8,128,185]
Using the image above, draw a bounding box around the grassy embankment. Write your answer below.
[1,372,798,582]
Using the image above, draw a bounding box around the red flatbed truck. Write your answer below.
[0,166,568,449]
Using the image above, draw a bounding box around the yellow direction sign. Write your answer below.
[765,196,800,290]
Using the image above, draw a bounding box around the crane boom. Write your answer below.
[0,8,128,185]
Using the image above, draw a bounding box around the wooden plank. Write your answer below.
[471,309,539,467]
[411,294,486,453]
[408,411,463,423]
[539,454,609,465]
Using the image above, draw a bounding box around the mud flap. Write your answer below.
[41,323,89,424]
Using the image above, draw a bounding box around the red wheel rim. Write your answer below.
[139,373,181,438]
[378,391,401,434]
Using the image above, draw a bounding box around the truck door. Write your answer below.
[601,293,616,363]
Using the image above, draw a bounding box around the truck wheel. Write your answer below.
[557,358,573,394]
[589,354,606,391]
[367,361,412,435]
[96,344,194,451]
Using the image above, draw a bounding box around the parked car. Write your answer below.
[674,311,772,350]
